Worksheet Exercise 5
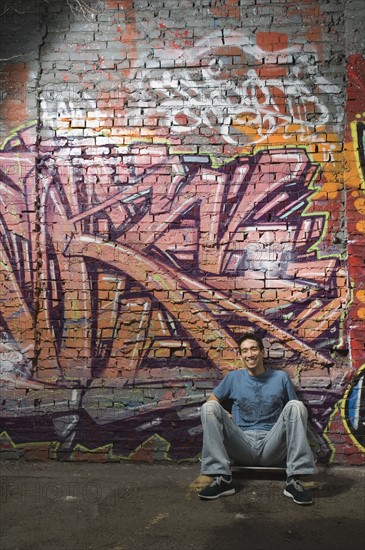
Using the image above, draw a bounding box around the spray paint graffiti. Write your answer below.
[0,127,349,459]
[145,32,342,149]
[344,367,365,445]
[0,3,362,461]
[40,29,344,154]
[323,54,365,461]
[1,137,347,372]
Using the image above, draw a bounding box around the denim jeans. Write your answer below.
[200,400,316,478]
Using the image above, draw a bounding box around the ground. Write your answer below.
[0,460,364,550]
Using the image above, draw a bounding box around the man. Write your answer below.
[198,332,316,504]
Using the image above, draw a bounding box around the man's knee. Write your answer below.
[201,400,222,414]
[201,400,223,422]
[284,400,308,421]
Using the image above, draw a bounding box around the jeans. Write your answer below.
[200,400,316,478]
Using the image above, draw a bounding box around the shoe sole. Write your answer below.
[283,489,313,505]
[199,488,236,500]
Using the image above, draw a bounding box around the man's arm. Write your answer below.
[284,374,298,402]
[206,373,232,405]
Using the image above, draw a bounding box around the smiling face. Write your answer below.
[238,338,265,376]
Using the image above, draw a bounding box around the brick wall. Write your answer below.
[0,0,364,464]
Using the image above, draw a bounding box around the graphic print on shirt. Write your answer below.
[236,388,284,429]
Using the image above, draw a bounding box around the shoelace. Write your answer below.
[212,475,231,486]
[288,479,304,491]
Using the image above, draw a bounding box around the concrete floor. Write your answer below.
[0,460,364,550]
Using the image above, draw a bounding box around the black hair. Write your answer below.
[237,332,264,353]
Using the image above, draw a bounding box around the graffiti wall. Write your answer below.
[0,0,364,464]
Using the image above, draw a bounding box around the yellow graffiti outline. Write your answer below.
[323,402,341,464]
[0,430,18,449]
[302,170,346,261]
[69,442,116,460]
[127,433,171,461]
[0,121,37,151]
[350,118,365,192]
[0,430,174,462]
[68,434,172,462]
[323,364,365,462]
[0,430,54,453]
[340,364,365,452]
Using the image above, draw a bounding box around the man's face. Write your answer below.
[239,339,265,375]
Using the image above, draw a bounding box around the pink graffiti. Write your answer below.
[0,132,347,389]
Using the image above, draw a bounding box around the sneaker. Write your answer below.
[283,479,313,505]
[198,475,235,500]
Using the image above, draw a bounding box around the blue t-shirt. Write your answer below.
[213,368,298,431]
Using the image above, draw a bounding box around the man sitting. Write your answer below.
[199,332,316,505]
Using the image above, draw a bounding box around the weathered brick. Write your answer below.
[0,0,363,467]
